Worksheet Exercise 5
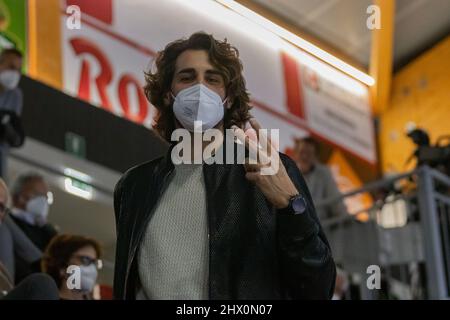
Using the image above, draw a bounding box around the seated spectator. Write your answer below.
[0,177,42,285]
[10,172,58,251]
[0,178,57,300]
[42,234,103,300]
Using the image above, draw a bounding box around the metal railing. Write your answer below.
[317,165,450,300]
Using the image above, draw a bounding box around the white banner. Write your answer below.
[60,0,376,164]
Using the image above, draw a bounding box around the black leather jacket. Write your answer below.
[113,143,336,299]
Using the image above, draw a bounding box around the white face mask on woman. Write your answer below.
[0,69,21,90]
[79,264,98,292]
[172,84,226,132]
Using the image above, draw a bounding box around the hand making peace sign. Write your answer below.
[232,118,300,209]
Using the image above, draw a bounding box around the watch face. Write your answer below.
[292,196,307,214]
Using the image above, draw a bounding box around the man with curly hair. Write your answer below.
[113,32,336,300]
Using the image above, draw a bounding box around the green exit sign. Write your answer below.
[65,132,86,159]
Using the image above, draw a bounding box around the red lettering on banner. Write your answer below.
[281,52,305,119]
[78,60,90,102]
[70,38,113,111]
[69,37,150,125]
[66,0,113,25]
[118,75,149,124]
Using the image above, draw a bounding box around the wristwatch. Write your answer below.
[279,194,307,215]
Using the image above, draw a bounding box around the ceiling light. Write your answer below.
[215,0,375,86]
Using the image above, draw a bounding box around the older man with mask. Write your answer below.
[10,173,57,251]
[0,177,58,300]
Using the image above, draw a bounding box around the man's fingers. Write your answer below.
[245,171,260,182]
[249,118,275,153]
[248,118,263,144]
[232,124,273,166]
[244,159,262,172]
[244,127,258,143]
[232,125,259,154]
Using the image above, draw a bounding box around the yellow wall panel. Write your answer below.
[28,0,62,89]
[380,35,450,174]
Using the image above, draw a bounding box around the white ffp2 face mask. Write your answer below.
[26,196,49,226]
[0,70,21,90]
[172,84,226,132]
[80,264,98,292]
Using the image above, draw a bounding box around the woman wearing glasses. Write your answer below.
[41,234,102,300]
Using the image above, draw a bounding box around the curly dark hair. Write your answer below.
[41,234,102,288]
[144,32,252,141]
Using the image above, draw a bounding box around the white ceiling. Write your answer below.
[252,0,450,70]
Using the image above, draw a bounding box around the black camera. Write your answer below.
[407,128,450,174]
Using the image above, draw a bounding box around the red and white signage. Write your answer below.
[60,0,376,164]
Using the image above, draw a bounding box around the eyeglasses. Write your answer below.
[73,255,103,270]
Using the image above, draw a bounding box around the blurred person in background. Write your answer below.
[0,48,25,178]
[0,176,13,295]
[0,177,42,286]
[10,172,57,250]
[0,176,7,223]
[0,178,58,300]
[293,137,348,222]
[0,259,13,297]
[41,234,103,300]
[9,173,57,282]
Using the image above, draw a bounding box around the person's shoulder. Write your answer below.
[278,152,304,178]
[9,213,23,225]
[315,163,335,179]
[115,156,165,191]
[315,163,331,173]
[12,87,23,96]
[123,156,165,178]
